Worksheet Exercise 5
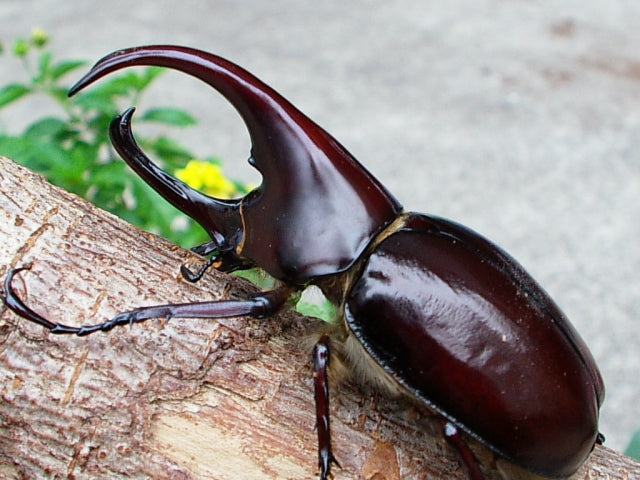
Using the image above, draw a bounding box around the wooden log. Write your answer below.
[0,156,638,479]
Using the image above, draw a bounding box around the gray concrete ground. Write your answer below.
[1,0,638,455]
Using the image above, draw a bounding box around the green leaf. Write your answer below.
[72,91,118,116]
[140,107,197,127]
[625,430,640,461]
[48,86,71,103]
[0,37,211,249]
[24,117,68,139]
[36,51,53,82]
[295,300,337,322]
[146,136,195,164]
[0,84,31,108]
[71,74,139,109]
[135,67,165,91]
[234,269,277,289]
[87,68,163,97]
[51,60,86,80]
[0,135,27,159]
[0,134,68,176]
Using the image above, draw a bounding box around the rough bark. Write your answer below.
[0,156,638,480]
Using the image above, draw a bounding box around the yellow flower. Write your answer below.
[175,160,239,199]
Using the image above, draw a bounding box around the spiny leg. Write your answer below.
[181,238,256,283]
[191,240,219,256]
[313,335,340,480]
[443,421,485,480]
[2,266,61,332]
[2,265,295,336]
[180,256,217,283]
[180,240,223,283]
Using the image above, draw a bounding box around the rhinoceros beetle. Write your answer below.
[1,46,604,479]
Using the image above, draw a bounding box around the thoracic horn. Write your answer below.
[70,45,402,282]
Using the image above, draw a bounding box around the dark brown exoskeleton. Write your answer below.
[1,46,604,480]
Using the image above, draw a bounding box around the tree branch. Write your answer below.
[0,156,637,479]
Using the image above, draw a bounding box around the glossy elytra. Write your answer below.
[1,46,604,479]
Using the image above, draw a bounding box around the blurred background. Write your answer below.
[1,0,638,455]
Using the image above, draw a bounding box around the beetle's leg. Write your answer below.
[2,266,62,332]
[183,240,219,282]
[443,421,484,480]
[191,240,219,256]
[180,257,217,283]
[180,254,254,283]
[180,239,253,283]
[313,335,340,480]
[2,266,296,336]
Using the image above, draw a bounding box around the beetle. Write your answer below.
[1,46,604,480]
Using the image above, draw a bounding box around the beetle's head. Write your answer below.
[70,46,402,284]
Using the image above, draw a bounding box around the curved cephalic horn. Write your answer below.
[109,108,244,253]
[70,46,402,283]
